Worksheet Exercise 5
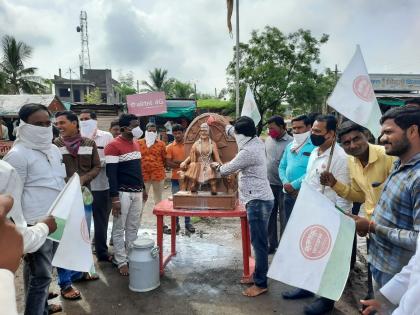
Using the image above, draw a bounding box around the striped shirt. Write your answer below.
[369,152,420,275]
[104,135,144,197]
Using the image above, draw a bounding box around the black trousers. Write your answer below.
[267,184,284,252]
[92,190,112,260]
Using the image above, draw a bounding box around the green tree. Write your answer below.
[115,71,137,102]
[227,26,329,133]
[169,80,195,98]
[85,88,102,104]
[0,35,46,94]
[141,68,173,94]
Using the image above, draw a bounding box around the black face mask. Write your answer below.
[310,134,327,146]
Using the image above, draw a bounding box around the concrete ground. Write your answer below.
[15,176,367,315]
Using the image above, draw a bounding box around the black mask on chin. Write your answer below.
[310,134,327,146]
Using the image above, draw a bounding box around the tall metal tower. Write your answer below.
[76,11,91,73]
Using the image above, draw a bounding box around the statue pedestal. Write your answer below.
[173,191,238,210]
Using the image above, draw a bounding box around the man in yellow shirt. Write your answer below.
[320,121,395,219]
[320,120,395,303]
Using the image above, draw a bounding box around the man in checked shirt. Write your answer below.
[352,106,420,297]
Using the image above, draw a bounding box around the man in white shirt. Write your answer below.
[0,160,57,254]
[79,109,114,261]
[282,115,351,315]
[360,234,420,315]
[4,103,66,315]
[0,194,23,315]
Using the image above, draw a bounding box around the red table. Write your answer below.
[153,199,254,282]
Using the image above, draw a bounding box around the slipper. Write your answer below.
[242,285,268,297]
[185,224,195,233]
[48,292,59,300]
[163,225,171,235]
[48,303,62,314]
[97,255,113,263]
[73,272,99,283]
[61,287,81,300]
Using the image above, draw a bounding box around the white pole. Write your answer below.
[235,0,240,119]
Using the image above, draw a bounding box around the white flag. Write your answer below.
[241,85,261,127]
[49,174,94,272]
[327,45,382,137]
[267,182,355,301]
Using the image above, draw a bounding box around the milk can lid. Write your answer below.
[132,238,154,249]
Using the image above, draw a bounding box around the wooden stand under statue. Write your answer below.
[172,113,238,210]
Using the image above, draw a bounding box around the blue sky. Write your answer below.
[1,0,419,94]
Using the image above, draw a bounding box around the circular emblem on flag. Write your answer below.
[353,75,374,102]
[299,225,332,260]
[80,217,91,244]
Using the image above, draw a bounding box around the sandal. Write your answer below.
[163,225,171,235]
[73,272,99,283]
[97,255,113,263]
[48,303,62,314]
[185,224,195,233]
[60,287,81,300]
[48,292,59,300]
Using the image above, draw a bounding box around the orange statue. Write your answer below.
[179,123,222,195]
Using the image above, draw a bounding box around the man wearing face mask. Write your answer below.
[138,122,167,208]
[279,115,315,229]
[264,116,292,253]
[282,115,351,315]
[79,110,114,263]
[4,103,66,315]
[54,110,101,300]
[105,114,146,276]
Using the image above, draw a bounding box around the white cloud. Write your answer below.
[1,0,420,93]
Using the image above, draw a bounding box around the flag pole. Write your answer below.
[235,0,240,119]
[321,138,336,194]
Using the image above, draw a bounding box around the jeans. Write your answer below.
[113,191,143,267]
[283,193,296,229]
[268,185,284,250]
[246,199,274,288]
[57,268,83,291]
[92,190,112,260]
[172,179,190,225]
[23,239,57,315]
[57,203,93,290]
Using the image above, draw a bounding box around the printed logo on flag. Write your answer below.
[353,75,375,102]
[299,225,332,260]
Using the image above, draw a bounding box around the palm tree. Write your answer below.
[141,68,172,93]
[170,80,195,98]
[0,35,46,94]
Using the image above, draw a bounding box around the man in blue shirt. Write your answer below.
[279,115,316,225]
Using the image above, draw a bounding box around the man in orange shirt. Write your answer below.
[138,122,166,207]
[165,124,195,234]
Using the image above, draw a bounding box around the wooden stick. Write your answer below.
[321,138,336,194]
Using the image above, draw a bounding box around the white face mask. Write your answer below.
[15,120,53,151]
[80,119,97,139]
[131,126,143,139]
[291,130,311,152]
[145,131,157,147]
